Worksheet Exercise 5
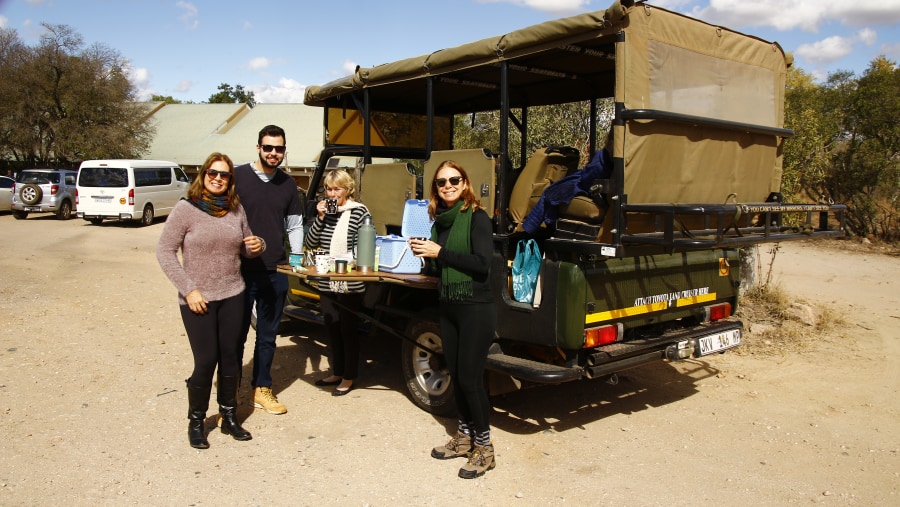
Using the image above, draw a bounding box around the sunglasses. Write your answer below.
[206,169,232,180]
[435,176,463,187]
[260,144,286,154]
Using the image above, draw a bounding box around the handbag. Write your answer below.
[512,239,541,304]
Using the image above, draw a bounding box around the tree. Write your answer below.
[151,94,184,104]
[0,24,154,166]
[207,83,256,106]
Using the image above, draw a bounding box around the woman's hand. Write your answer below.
[315,199,327,220]
[185,289,208,314]
[243,235,265,254]
[409,238,440,258]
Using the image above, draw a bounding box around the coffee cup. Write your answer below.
[315,253,331,273]
[325,198,338,214]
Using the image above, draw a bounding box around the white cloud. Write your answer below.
[125,64,154,101]
[688,0,900,32]
[342,60,358,75]
[174,80,193,93]
[247,57,271,71]
[249,77,306,104]
[858,28,877,47]
[881,42,900,60]
[795,36,854,65]
[0,15,8,29]
[476,0,589,15]
[242,21,253,31]
[176,1,199,30]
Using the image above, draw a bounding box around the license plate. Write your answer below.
[25,206,41,211]
[92,196,113,202]
[697,329,741,355]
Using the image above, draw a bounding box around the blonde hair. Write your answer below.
[323,169,356,199]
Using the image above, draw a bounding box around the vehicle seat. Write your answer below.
[508,146,580,226]
[358,163,416,235]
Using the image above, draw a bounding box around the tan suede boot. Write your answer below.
[458,443,495,478]
[431,431,472,459]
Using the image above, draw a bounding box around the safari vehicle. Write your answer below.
[285,0,845,415]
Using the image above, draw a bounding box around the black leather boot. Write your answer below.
[218,375,252,441]
[185,379,210,449]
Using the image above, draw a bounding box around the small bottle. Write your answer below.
[357,215,376,273]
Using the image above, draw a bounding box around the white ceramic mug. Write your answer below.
[315,253,331,273]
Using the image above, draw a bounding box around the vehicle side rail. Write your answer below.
[617,202,847,251]
[620,108,795,137]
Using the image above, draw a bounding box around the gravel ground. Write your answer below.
[0,213,897,506]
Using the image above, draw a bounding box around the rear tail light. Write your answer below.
[75,188,79,205]
[51,184,59,195]
[584,323,623,348]
[128,188,134,205]
[705,302,732,322]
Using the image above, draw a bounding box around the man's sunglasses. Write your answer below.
[435,176,463,187]
[206,169,232,180]
[260,144,286,154]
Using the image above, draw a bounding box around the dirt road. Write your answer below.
[0,213,897,506]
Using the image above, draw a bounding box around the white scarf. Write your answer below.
[329,200,366,255]
[328,200,366,294]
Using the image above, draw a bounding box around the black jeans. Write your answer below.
[439,302,496,433]
[320,292,364,380]
[180,292,245,388]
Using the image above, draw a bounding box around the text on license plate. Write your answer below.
[697,329,741,355]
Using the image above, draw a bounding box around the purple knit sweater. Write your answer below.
[156,200,259,305]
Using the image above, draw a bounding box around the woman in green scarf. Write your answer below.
[409,160,496,479]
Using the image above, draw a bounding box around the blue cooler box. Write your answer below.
[377,200,433,274]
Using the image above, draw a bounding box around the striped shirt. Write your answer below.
[304,204,370,293]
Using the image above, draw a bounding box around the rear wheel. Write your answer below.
[19,184,42,205]
[140,204,154,226]
[401,320,456,416]
[56,200,73,220]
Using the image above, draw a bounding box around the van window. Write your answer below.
[134,168,173,187]
[65,174,75,185]
[78,167,128,187]
[174,167,189,183]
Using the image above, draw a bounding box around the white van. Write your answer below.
[76,159,189,226]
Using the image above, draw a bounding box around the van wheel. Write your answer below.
[401,320,456,416]
[89,217,104,225]
[56,200,73,220]
[12,210,28,220]
[20,184,42,205]
[140,205,154,226]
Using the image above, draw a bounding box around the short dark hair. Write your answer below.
[257,124,286,145]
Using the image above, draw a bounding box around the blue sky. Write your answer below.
[1,0,898,103]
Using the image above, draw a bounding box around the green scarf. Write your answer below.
[431,201,473,302]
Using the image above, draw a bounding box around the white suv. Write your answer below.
[11,169,78,220]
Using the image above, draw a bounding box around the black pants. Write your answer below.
[180,292,245,388]
[320,292,363,380]
[440,302,496,433]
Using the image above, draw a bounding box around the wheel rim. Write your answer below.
[410,331,450,397]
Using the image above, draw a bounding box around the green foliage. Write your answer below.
[453,100,613,168]
[0,24,154,166]
[783,58,900,241]
[151,94,184,104]
[207,83,256,106]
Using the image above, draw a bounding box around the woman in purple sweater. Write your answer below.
[157,152,265,449]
